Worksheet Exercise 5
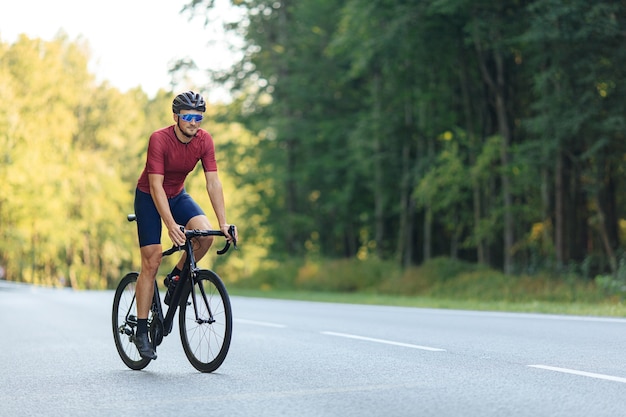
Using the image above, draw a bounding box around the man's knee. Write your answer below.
[140,246,162,275]
[186,215,210,230]
[198,235,214,249]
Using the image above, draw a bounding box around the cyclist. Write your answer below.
[132,91,237,360]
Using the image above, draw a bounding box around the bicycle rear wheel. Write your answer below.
[179,269,232,373]
[112,272,152,370]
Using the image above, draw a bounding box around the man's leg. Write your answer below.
[137,244,162,316]
[170,215,213,271]
[185,215,214,262]
[134,244,162,360]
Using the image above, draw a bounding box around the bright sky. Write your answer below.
[0,0,242,102]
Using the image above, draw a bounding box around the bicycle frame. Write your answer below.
[153,226,236,338]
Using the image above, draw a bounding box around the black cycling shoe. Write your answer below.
[134,332,157,360]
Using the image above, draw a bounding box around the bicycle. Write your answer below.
[112,214,237,372]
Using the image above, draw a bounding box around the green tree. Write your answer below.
[184,0,626,279]
[0,35,157,287]
[521,0,626,272]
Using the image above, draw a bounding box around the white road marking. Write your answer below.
[235,318,287,328]
[321,331,446,352]
[528,365,626,384]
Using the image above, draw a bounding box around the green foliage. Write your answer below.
[0,35,148,288]
[4,0,626,296]
[193,0,626,275]
[596,257,626,300]
[231,255,609,305]
[294,258,401,293]
[233,256,402,293]
[0,34,251,289]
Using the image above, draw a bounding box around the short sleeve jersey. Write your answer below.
[137,126,217,198]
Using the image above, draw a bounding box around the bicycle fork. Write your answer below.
[189,272,216,325]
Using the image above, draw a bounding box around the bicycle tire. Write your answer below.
[112,272,152,370]
[179,269,232,373]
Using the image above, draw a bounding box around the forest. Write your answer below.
[1,0,626,290]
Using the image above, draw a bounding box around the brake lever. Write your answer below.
[216,225,238,255]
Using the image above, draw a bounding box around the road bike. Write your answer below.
[112,214,236,372]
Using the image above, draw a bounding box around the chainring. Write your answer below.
[149,317,164,347]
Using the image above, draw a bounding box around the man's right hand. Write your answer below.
[168,224,186,246]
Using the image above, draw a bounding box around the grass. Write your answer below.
[229,288,626,317]
[227,256,626,318]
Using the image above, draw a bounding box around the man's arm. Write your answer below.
[148,173,186,246]
[205,171,236,241]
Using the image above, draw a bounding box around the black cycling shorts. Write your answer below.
[134,188,205,247]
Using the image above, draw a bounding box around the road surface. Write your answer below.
[1,280,626,416]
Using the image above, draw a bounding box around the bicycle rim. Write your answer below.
[112,272,151,370]
[179,270,232,373]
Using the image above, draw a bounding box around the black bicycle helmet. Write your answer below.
[172,91,206,113]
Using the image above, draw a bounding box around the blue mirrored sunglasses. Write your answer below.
[177,113,203,122]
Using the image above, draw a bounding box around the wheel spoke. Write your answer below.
[179,270,232,372]
[112,273,152,370]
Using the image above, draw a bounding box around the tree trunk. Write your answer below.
[405,197,416,268]
[593,195,617,274]
[458,55,485,264]
[541,167,551,255]
[372,72,385,258]
[397,138,410,265]
[422,134,434,262]
[277,0,298,255]
[474,40,515,274]
[397,94,415,267]
[554,150,565,268]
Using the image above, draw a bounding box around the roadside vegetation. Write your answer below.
[228,256,626,317]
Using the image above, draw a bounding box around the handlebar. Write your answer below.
[127,214,237,255]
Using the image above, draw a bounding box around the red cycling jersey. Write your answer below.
[137,125,217,198]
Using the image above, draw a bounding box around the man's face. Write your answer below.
[175,110,203,137]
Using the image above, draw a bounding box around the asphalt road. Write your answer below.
[2,280,626,417]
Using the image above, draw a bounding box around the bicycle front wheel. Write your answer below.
[112,272,152,370]
[179,269,232,373]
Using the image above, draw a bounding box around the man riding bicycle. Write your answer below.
[132,91,237,360]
